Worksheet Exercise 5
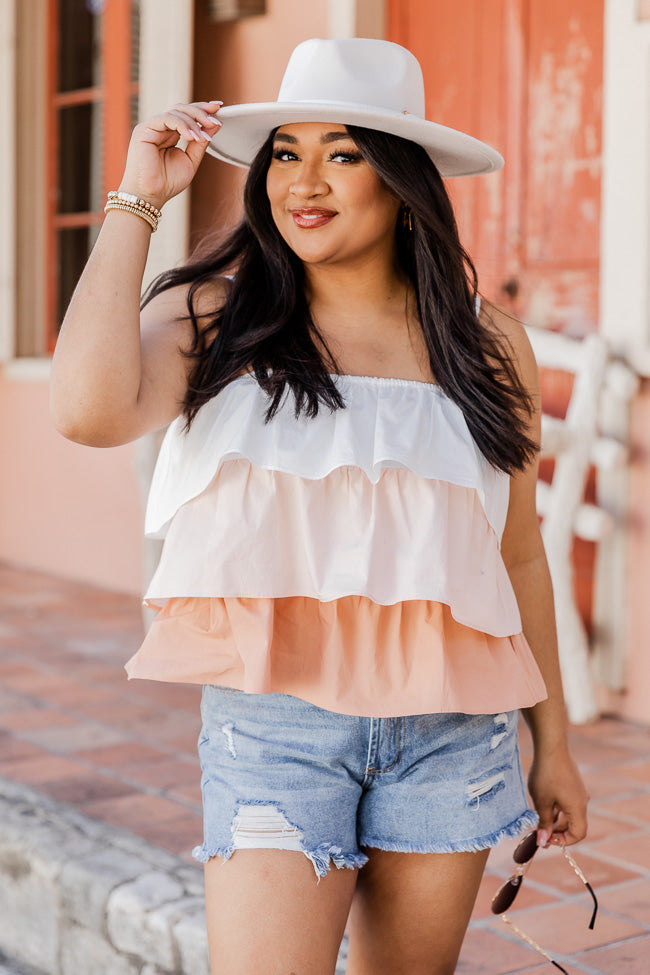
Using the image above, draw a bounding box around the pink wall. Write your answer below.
[0,372,144,595]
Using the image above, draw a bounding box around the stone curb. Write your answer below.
[0,777,349,975]
[0,777,209,975]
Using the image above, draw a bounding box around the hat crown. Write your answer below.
[277,38,426,118]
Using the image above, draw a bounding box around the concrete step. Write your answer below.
[0,776,210,975]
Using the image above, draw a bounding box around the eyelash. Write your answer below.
[271,148,363,164]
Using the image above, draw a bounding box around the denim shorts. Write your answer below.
[193,685,538,879]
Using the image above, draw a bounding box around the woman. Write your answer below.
[51,37,588,975]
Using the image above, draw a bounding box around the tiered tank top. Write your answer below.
[125,371,547,717]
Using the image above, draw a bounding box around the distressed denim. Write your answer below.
[193,685,537,879]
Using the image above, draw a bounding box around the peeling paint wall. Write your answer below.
[389,0,603,335]
[524,3,603,333]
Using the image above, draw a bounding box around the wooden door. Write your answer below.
[45,0,138,349]
[388,0,604,335]
[388,0,605,629]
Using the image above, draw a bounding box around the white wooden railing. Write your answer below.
[527,325,639,724]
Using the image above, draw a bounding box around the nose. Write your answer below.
[289,159,329,199]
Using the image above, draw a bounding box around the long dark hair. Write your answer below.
[142,125,537,474]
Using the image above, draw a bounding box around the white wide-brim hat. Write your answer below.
[207,38,503,178]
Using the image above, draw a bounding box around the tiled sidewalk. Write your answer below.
[1,563,649,974]
[0,564,203,857]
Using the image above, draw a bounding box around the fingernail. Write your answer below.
[210,100,224,106]
[190,131,202,143]
[199,129,212,140]
[536,828,550,848]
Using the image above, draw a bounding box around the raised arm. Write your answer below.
[50,101,224,447]
[486,301,589,848]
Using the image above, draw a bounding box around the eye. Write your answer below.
[271,147,299,162]
[328,149,363,164]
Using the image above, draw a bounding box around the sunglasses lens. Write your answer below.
[513,830,539,865]
[491,876,522,914]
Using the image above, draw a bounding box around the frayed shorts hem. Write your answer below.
[191,808,538,880]
[358,807,539,856]
[192,842,369,881]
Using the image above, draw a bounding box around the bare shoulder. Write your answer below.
[478,297,539,393]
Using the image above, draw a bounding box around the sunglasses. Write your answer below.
[491,831,598,974]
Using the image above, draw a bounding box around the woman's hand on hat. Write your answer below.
[118,101,223,210]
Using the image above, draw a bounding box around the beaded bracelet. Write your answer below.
[104,191,162,232]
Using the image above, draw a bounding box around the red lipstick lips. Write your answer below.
[291,207,337,229]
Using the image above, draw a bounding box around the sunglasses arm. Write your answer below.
[585,882,598,930]
[563,847,598,931]
[500,915,570,975]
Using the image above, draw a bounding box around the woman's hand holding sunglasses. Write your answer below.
[528,746,589,849]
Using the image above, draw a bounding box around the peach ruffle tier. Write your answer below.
[128,595,546,717]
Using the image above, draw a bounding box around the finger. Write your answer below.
[171,102,223,139]
[168,108,215,144]
[183,131,215,167]
[551,809,570,835]
[187,101,224,128]
[144,109,212,146]
[552,809,588,847]
[176,99,223,115]
[535,804,557,848]
[554,820,588,846]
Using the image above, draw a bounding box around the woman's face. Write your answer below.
[266,122,401,270]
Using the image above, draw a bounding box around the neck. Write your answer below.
[304,255,409,327]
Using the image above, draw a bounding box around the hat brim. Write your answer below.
[205,101,503,177]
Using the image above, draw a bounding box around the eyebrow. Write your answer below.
[273,131,353,145]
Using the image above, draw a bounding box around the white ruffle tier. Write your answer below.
[145,373,510,540]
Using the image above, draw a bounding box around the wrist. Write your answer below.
[117,183,166,212]
[105,191,162,232]
[522,702,570,753]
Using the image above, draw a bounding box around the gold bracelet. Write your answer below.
[104,191,162,231]
[107,190,162,219]
[105,195,160,229]
[104,201,159,232]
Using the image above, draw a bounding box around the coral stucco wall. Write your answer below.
[0,370,144,594]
